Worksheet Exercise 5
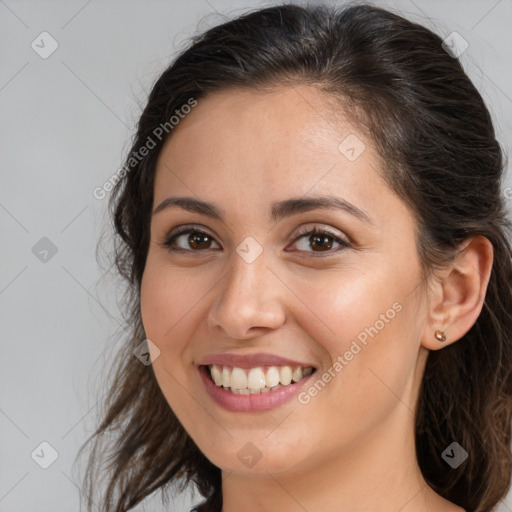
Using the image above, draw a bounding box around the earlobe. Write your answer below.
[421,235,494,351]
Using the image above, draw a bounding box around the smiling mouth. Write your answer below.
[204,364,316,394]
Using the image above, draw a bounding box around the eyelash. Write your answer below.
[158,225,351,257]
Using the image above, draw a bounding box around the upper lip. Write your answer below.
[198,353,316,369]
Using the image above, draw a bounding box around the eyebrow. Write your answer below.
[152,195,374,225]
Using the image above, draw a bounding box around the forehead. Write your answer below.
[156,86,377,187]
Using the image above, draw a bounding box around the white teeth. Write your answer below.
[247,367,266,390]
[207,363,315,393]
[222,366,231,387]
[292,366,303,383]
[266,366,280,388]
[279,366,292,386]
[211,365,223,386]
[230,367,247,390]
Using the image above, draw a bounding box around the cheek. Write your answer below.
[139,261,207,395]
[291,263,422,420]
[291,265,399,355]
[140,261,198,344]
[140,263,210,436]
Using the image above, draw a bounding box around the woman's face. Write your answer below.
[141,85,431,477]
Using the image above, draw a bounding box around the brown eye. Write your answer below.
[159,225,350,257]
[309,233,334,251]
[188,232,213,249]
[289,227,350,255]
[161,228,221,252]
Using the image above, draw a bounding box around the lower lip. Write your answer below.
[199,365,315,412]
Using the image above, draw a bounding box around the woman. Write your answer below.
[79,3,512,511]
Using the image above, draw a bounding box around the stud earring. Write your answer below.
[434,329,447,342]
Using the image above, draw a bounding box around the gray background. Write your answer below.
[1,0,511,510]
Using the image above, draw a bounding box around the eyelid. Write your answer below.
[291,223,348,243]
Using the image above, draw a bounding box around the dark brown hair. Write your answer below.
[78,3,512,511]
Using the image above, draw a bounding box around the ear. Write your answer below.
[421,235,494,351]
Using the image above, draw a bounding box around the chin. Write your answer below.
[203,443,302,476]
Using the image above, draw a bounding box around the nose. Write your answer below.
[207,250,286,340]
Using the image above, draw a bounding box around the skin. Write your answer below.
[140,84,493,511]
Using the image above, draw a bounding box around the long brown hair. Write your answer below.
[78,4,512,511]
